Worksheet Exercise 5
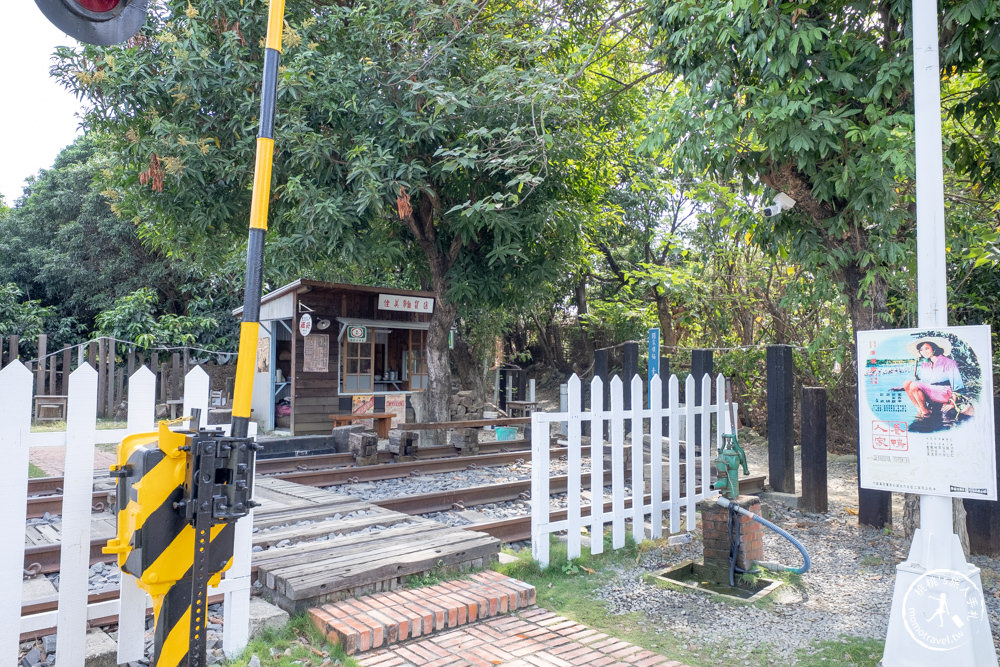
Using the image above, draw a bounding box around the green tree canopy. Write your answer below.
[53,0,640,417]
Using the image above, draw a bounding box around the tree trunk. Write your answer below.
[423,299,456,423]
[452,331,486,401]
[841,258,894,529]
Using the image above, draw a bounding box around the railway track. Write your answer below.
[23,442,565,518]
[18,472,765,642]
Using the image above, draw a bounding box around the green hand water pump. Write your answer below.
[713,380,748,499]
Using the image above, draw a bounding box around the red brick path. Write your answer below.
[309,570,693,667]
[29,446,116,476]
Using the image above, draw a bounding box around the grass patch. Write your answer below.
[29,419,127,433]
[794,635,884,666]
[222,614,359,667]
[493,535,715,665]
[28,462,49,478]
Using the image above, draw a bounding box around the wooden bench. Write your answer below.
[328,412,395,439]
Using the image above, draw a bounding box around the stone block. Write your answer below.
[249,596,290,638]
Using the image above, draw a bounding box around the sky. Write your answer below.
[0,4,85,205]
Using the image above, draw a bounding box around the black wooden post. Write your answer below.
[623,342,638,393]
[800,387,828,513]
[691,349,713,451]
[965,396,1000,554]
[767,344,795,493]
[594,348,609,404]
[516,369,527,403]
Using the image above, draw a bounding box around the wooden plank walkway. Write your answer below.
[250,478,500,613]
[23,477,500,615]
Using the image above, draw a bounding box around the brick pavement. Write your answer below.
[29,446,116,476]
[355,607,691,667]
[309,571,693,667]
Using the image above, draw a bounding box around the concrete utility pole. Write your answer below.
[880,1,997,663]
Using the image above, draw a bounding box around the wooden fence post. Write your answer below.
[767,344,796,493]
[9,334,19,363]
[35,333,48,396]
[801,386,828,513]
[0,362,33,665]
[106,338,117,418]
[172,352,181,400]
[96,337,107,418]
[61,347,72,395]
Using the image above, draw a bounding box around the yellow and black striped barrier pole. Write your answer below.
[104,2,286,665]
[231,0,286,440]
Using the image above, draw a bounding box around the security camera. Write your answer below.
[761,192,796,218]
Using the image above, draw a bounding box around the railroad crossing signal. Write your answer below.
[105,417,259,665]
[35,0,149,46]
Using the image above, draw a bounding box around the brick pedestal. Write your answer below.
[701,495,763,578]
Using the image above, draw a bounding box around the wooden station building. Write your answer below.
[236,279,435,434]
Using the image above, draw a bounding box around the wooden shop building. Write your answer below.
[236,279,435,434]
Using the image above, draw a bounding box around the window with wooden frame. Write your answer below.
[408,329,428,390]
[342,337,373,393]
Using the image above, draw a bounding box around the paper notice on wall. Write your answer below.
[303,334,329,373]
[256,336,270,373]
[385,394,406,428]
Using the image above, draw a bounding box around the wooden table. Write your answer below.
[329,413,395,439]
[506,401,538,418]
[166,399,184,419]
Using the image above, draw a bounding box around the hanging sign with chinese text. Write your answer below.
[347,325,367,343]
[378,294,434,314]
[857,325,996,500]
[298,313,313,337]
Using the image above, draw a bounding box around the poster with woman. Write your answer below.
[857,325,996,500]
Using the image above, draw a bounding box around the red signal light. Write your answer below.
[35,0,149,45]
[72,0,123,12]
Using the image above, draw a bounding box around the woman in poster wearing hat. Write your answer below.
[902,337,967,418]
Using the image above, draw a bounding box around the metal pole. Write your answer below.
[881,1,996,662]
[230,0,286,440]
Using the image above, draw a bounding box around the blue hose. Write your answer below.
[717,496,811,574]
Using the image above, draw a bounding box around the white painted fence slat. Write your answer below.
[610,377,625,550]
[0,363,33,666]
[529,372,728,568]
[648,376,663,540]
[56,364,99,662]
[119,366,157,664]
[530,406,550,567]
[630,375,644,543]
[711,375,725,497]
[565,375,583,560]
[668,376,681,534]
[589,377,605,557]
[690,375,708,529]
[4,362,255,659]
[183,365,210,428]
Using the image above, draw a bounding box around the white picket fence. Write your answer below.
[530,373,731,568]
[0,360,256,664]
